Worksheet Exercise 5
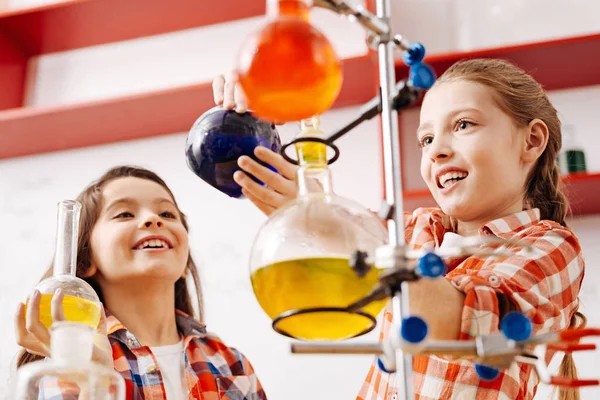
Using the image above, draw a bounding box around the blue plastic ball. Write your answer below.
[376,357,394,373]
[417,252,446,277]
[402,42,426,65]
[500,312,532,342]
[475,364,501,381]
[409,62,436,90]
[401,316,428,344]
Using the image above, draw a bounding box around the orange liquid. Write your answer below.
[236,1,342,123]
[278,0,311,21]
[25,293,101,330]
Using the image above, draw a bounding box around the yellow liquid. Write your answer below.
[25,293,101,330]
[295,140,327,168]
[251,257,386,340]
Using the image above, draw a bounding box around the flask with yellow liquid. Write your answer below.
[26,200,101,330]
[249,117,388,341]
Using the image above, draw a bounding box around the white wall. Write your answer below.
[1,1,600,399]
[0,106,384,400]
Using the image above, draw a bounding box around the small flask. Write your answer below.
[26,200,101,329]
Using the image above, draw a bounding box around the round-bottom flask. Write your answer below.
[249,117,388,340]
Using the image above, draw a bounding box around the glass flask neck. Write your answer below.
[297,166,333,197]
[50,322,94,364]
[295,115,333,197]
[267,0,312,21]
[53,200,82,277]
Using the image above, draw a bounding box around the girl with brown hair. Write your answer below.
[15,166,267,399]
[213,58,586,400]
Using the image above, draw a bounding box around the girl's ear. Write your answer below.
[521,118,549,164]
[80,264,98,278]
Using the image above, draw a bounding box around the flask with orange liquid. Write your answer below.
[235,0,343,123]
[25,200,101,330]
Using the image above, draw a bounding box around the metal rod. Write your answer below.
[375,0,412,396]
[291,343,384,355]
[376,0,405,245]
[313,0,390,36]
[400,282,414,399]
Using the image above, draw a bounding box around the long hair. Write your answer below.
[16,166,203,368]
[436,59,584,400]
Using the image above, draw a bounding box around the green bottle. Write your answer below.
[558,125,587,174]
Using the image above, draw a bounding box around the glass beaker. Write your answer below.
[10,321,125,399]
[26,200,101,329]
[235,0,343,123]
[249,117,388,341]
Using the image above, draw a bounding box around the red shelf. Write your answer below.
[0,0,267,111]
[401,173,600,217]
[0,54,377,160]
[0,0,265,56]
[396,33,600,92]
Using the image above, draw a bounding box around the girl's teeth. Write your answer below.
[135,239,169,250]
[439,171,467,188]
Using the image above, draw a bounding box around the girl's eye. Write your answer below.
[418,135,434,148]
[160,211,177,219]
[456,119,474,131]
[114,211,133,219]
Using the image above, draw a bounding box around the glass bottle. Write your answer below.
[558,124,587,174]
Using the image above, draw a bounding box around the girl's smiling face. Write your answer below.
[418,80,531,226]
[88,177,189,284]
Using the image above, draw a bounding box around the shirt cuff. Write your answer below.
[446,271,502,340]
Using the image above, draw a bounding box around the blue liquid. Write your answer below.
[186,107,282,198]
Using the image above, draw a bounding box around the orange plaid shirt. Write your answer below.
[358,207,584,400]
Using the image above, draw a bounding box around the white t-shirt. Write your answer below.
[150,340,187,400]
[439,231,466,251]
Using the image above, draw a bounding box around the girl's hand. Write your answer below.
[234,147,300,216]
[15,289,113,368]
[212,72,248,113]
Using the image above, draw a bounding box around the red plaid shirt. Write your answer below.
[108,310,266,399]
[39,310,266,399]
[358,208,584,400]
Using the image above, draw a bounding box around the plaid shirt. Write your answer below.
[358,208,584,400]
[39,310,266,399]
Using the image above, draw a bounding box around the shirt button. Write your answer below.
[128,338,136,347]
[488,274,501,287]
[146,365,157,374]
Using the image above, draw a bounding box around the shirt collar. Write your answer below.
[106,309,207,339]
[480,208,541,238]
[430,208,541,242]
